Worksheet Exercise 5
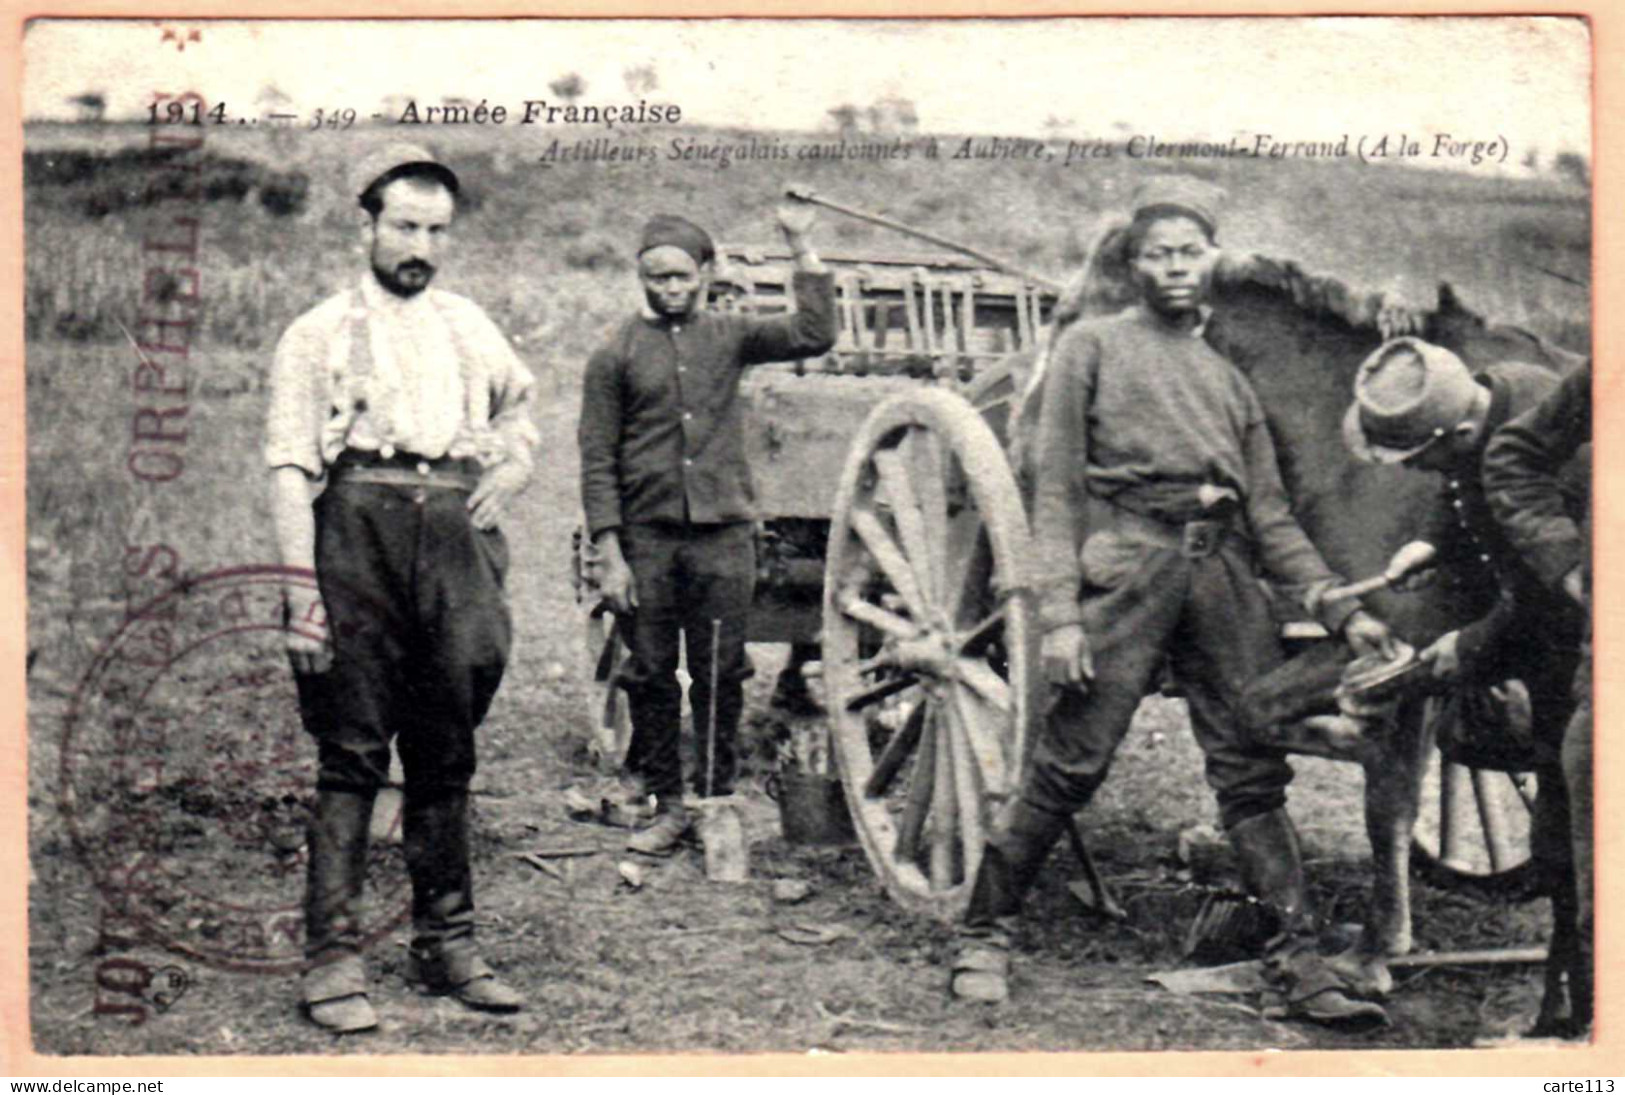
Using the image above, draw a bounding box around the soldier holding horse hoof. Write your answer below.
[1343,337,1588,1038]
[951,177,1398,1025]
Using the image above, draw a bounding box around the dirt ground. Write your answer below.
[26,395,1560,1061]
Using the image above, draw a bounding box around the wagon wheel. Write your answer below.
[582,606,634,772]
[1409,698,1539,894]
[822,387,1040,921]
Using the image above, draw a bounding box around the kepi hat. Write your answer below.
[1344,337,1481,464]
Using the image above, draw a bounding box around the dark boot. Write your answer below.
[952,800,1070,1002]
[623,686,684,809]
[1230,808,1388,1028]
[301,788,379,1033]
[1229,808,1312,938]
[627,795,692,856]
[403,790,522,1012]
[964,799,1071,928]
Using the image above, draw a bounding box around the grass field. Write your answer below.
[24,119,1585,1056]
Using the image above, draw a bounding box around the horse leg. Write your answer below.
[1360,700,1429,958]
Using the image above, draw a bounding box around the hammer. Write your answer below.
[1316,540,1439,605]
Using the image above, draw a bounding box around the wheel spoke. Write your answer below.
[945,520,991,627]
[1439,760,1475,871]
[943,693,985,881]
[1471,767,1515,873]
[905,426,950,567]
[895,709,937,865]
[849,507,932,623]
[952,657,1011,713]
[954,605,1006,654]
[865,700,927,798]
[874,447,945,609]
[950,683,1009,797]
[844,671,920,713]
[836,590,920,640]
[928,698,958,891]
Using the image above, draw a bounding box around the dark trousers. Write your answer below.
[294,471,512,795]
[1025,499,1291,832]
[618,520,755,800]
[1475,604,1584,1028]
[294,460,511,962]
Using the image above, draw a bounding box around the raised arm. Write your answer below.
[738,200,837,365]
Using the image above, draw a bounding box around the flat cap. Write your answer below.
[349,141,460,201]
[1130,176,1225,237]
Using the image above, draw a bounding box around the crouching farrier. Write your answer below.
[952,178,1398,1022]
[266,143,537,1031]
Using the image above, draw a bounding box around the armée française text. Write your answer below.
[396,98,681,128]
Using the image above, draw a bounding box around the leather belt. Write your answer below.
[1092,487,1237,560]
[328,453,480,492]
[1179,518,1227,559]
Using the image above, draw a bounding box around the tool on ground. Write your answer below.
[1316,540,1438,604]
[694,618,747,882]
[1065,817,1126,920]
[784,183,1063,293]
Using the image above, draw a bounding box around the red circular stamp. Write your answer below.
[59,565,410,975]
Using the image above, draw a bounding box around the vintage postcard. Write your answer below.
[17,14,1601,1067]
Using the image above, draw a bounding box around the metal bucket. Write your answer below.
[767,768,858,846]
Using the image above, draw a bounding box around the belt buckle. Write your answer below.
[1182,519,1222,559]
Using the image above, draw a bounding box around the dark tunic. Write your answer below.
[578,271,837,537]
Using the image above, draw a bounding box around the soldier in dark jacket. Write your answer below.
[1345,339,1588,1036]
[1485,363,1592,1038]
[578,202,836,855]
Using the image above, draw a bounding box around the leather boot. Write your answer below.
[952,800,1070,1002]
[403,790,523,1013]
[301,788,379,1033]
[627,797,692,856]
[964,799,1071,928]
[1229,808,1388,1027]
[1229,808,1312,939]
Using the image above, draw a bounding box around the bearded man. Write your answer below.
[266,143,535,1031]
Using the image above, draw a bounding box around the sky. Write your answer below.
[23,17,1591,164]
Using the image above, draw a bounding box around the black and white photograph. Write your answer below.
[20,15,1598,1060]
